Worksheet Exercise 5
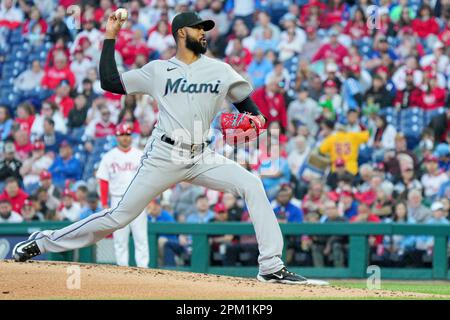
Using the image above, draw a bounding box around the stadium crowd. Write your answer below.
[0,0,449,268]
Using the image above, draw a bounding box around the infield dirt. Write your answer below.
[0,260,444,299]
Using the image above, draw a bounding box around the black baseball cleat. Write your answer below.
[257,267,329,286]
[257,267,308,284]
[13,234,41,262]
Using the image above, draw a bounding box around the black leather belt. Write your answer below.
[161,134,211,155]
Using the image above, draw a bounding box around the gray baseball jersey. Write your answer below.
[121,55,252,143]
[32,54,285,275]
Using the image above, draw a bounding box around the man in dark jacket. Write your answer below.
[0,142,23,186]
[428,107,450,143]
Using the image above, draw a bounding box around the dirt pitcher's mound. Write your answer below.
[0,260,440,299]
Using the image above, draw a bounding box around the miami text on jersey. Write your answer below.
[164,78,221,96]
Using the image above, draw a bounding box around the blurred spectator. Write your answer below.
[277,24,303,62]
[47,5,72,43]
[38,170,61,200]
[318,79,343,119]
[186,195,215,223]
[301,26,322,61]
[119,29,150,67]
[319,123,369,175]
[39,117,67,154]
[287,135,311,179]
[48,140,82,189]
[210,203,235,265]
[421,72,446,110]
[12,129,32,161]
[302,179,327,216]
[0,106,13,140]
[79,192,102,220]
[412,4,440,39]
[273,184,303,223]
[312,28,349,67]
[48,80,75,119]
[71,17,102,57]
[288,88,321,136]
[0,177,28,213]
[20,140,53,193]
[45,37,71,70]
[79,78,101,108]
[337,189,359,220]
[421,154,448,201]
[75,184,88,210]
[70,47,93,87]
[322,62,342,89]
[342,64,363,111]
[350,202,383,254]
[364,74,394,109]
[345,109,364,132]
[147,20,175,56]
[393,163,423,201]
[390,0,416,23]
[343,6,369,40]
[394,69,424,108]
[407,189,432,223]
[200,0,229,36]
[414,201,450,254]
[251,11,280,42]
[247,48,273,89]
[84,104,115,139]
[383,201,417,265]
[0,142,22,186]
[22,7,48,46]
[170,182,205,221]
[14,102,35,135]
[372,185,395,219]
[67,94,88,130]
[58,188,81,222]
[326,159,354,191]
[258,144,291,199]
[427,201,449,224]
[427,108,450,143]
[14,60,44,92]
[369,114,397,162]
[311,200,347,267]
[366,36,398,71]
[420,41,449,74]
[221,192,243,222]
[226,38,252,67]
[206,23,227,59]
[31,100,67,138]
[252,76,287,129]
[0,0,24,29]
[41,52,76,90]
[165,195,214,266]
[35,185,60,220]
[384,133,419,180]
[146,198,177,266]
[0,199,23,223]
[21,198,44,222]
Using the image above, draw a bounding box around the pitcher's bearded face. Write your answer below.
[185,26,207,55]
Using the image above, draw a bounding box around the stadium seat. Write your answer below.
[424,107,445,125]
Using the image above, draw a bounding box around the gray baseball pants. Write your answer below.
[34,131,285,275]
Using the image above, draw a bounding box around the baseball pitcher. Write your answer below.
[13,11,326,285]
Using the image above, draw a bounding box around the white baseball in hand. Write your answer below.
[115,8,128,21]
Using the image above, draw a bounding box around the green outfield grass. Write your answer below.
[331,280,450,297]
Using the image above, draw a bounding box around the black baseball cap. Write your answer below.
[171,11,215,37]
